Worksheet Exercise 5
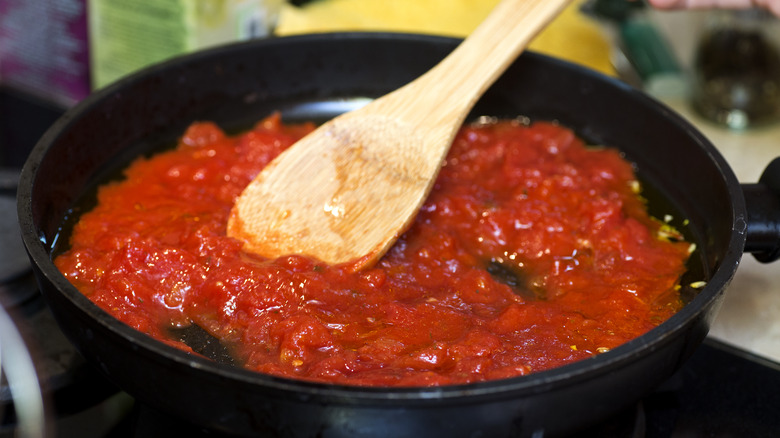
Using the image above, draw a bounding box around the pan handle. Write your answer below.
[743,157,780,263]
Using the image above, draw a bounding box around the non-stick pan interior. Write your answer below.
[20,33,744,437]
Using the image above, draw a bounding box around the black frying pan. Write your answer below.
[17,33,780,437]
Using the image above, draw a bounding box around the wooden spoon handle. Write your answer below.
[382,0,572,128]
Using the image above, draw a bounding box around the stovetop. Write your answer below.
[3,87,780,438]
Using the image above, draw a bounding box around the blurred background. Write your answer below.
[2,0,779,164]
[1,1,780,436]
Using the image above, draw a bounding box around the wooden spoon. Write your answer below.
[228,0,572,269]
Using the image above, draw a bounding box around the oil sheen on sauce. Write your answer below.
[54,114,691,386]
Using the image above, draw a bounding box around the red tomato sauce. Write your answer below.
[55,114,691,386]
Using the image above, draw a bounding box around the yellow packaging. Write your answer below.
[276,0,615,77]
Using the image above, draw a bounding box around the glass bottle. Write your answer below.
[691,8,780,129]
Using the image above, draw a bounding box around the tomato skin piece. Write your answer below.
[55,116,690,386]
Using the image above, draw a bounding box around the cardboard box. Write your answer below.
[88,0,282,90]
